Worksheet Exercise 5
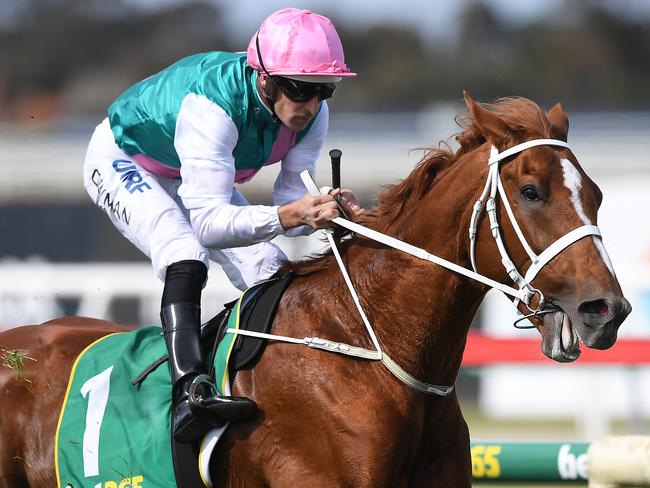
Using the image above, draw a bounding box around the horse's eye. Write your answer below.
[521,185,540,202]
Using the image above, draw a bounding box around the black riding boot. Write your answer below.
[161,261,257,443]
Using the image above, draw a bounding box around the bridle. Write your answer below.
[225,139,602,396]
[317,139,601,318]
[468,139,601,326]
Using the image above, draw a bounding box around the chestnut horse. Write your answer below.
[0,93,631,487]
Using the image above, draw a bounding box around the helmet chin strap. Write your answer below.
[256,75,280,122]
[255,34,280,122]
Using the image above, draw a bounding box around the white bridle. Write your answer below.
[468,139,601,319]
[225,139,602,395]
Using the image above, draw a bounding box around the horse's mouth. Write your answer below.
[541,308,581,362]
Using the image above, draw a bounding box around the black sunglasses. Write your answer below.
[272,76,336,102]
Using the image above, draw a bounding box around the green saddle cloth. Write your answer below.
[55,281,267,488]
[55,327,175,488]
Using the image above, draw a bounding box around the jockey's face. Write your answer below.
[259,76,319,132]
[274,90,319,131]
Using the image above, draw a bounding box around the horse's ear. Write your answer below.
[547,102,569,142]
[463,90,510,146]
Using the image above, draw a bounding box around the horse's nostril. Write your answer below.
[578,299,610,317]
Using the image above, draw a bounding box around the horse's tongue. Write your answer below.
[543,309,564,336]
[542,309,565,355]
[560,313,573,350]
[543,309,580,359]
[560,312,577,350]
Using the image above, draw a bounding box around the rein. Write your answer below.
[226,139,602,396]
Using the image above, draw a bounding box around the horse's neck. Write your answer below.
[342,152,490,385]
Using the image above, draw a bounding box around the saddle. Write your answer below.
[134,273,294,488]
[205,272,294,374]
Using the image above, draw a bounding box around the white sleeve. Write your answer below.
[175,93,285,249]
[272,101,329,237]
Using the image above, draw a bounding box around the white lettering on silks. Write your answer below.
[560,159,615,276]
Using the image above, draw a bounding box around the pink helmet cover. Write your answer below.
[247,8,356,79]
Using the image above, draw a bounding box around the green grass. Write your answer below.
[0,348,36,391]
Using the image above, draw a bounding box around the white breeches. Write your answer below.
[82,119,287,290]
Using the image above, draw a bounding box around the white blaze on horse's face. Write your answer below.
[560,158,616,276]
[560,159,590,224]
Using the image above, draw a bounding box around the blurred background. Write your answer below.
[1,0,649,484]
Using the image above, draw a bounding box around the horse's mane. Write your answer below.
[282,97,551,275]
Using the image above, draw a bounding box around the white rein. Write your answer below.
[226,139,602,396]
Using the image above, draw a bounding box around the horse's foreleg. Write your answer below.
[409,394,472,488]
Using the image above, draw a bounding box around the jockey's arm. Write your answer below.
[272,102,338,233]
[273,102,365,230]
[174,94,343,249]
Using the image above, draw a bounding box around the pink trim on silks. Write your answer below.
[267,126,296,164]
[132,126,297,184]
[234,126,297,184]
[132,154,181,179]
[235,168,258,184]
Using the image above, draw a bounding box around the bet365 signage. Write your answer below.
[471,441,589,481]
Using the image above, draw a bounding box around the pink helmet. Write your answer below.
[247,8,356,81]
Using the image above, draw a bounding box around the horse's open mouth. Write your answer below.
[541,308,581,362]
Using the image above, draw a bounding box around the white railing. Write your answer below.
[0,233,327,328]
[0,262,241,328]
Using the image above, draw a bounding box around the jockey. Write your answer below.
[83,8,363,443]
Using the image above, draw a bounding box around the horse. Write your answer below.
[0,93,631,487]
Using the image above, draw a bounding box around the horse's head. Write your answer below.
[464,92,631,362]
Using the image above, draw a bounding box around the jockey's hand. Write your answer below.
[328,188,366,222]
[278,193,340,230]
